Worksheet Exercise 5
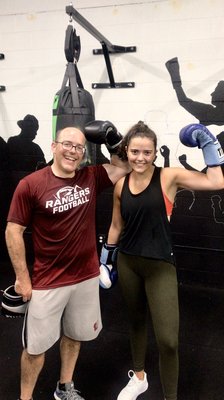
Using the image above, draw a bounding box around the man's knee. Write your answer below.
[22,349,45,363]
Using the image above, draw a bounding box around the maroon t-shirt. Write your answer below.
[7,165,112,289]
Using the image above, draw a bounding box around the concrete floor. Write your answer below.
[1,260,224,400]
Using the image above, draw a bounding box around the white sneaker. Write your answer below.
[117,370,148,400]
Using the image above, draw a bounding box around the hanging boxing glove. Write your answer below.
[84,120,123,154]
[99,243,119,289]
[179,123,224,167]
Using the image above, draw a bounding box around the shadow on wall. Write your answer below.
[166,56,224,171]
[0,115,46,261]
[166,57,224,125]
[166,57,224,286]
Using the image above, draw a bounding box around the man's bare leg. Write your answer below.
[20,349,45,400]
[59,335,81,383]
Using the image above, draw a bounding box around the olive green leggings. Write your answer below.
[117,252,179,400]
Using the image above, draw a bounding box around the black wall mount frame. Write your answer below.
[0,53,6,92]
[66,4,136,89]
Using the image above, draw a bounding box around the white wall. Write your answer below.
[0,0,224,166]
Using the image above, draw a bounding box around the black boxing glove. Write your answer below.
[84,120,123,154]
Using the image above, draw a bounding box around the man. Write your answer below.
[5,121,129,400]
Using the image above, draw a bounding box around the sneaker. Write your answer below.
[54,381,85,400]
[117,370,148,400]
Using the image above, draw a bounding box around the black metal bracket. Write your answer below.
[66,4,136,89]
[0,53,6,91]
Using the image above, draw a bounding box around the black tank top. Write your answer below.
[119,166,174,264]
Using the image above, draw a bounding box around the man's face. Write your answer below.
[51,127,86,177]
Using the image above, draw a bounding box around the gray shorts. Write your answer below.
[22,277,102,355]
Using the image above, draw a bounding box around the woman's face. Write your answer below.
[126,136,157,173]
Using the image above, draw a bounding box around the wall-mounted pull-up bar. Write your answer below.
[0,53,6,92]
[66,4,136,89]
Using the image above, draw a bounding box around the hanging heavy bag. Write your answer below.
[52,25,95,140]
[52,62,95,140]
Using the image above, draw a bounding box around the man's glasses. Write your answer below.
[56,141,86,154]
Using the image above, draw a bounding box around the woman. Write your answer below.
[101,121,224,400]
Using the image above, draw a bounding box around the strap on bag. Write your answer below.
[61,62,81,109]
[74,63,84,89]
[61,23,85,109]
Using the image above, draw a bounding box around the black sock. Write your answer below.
[59,383,66,391]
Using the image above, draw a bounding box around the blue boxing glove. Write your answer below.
[179,123,224,167]
[99,243,118,289]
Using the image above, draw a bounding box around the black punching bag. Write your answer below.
[52,25,95,140]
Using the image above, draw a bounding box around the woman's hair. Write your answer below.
[117,121,157,161]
